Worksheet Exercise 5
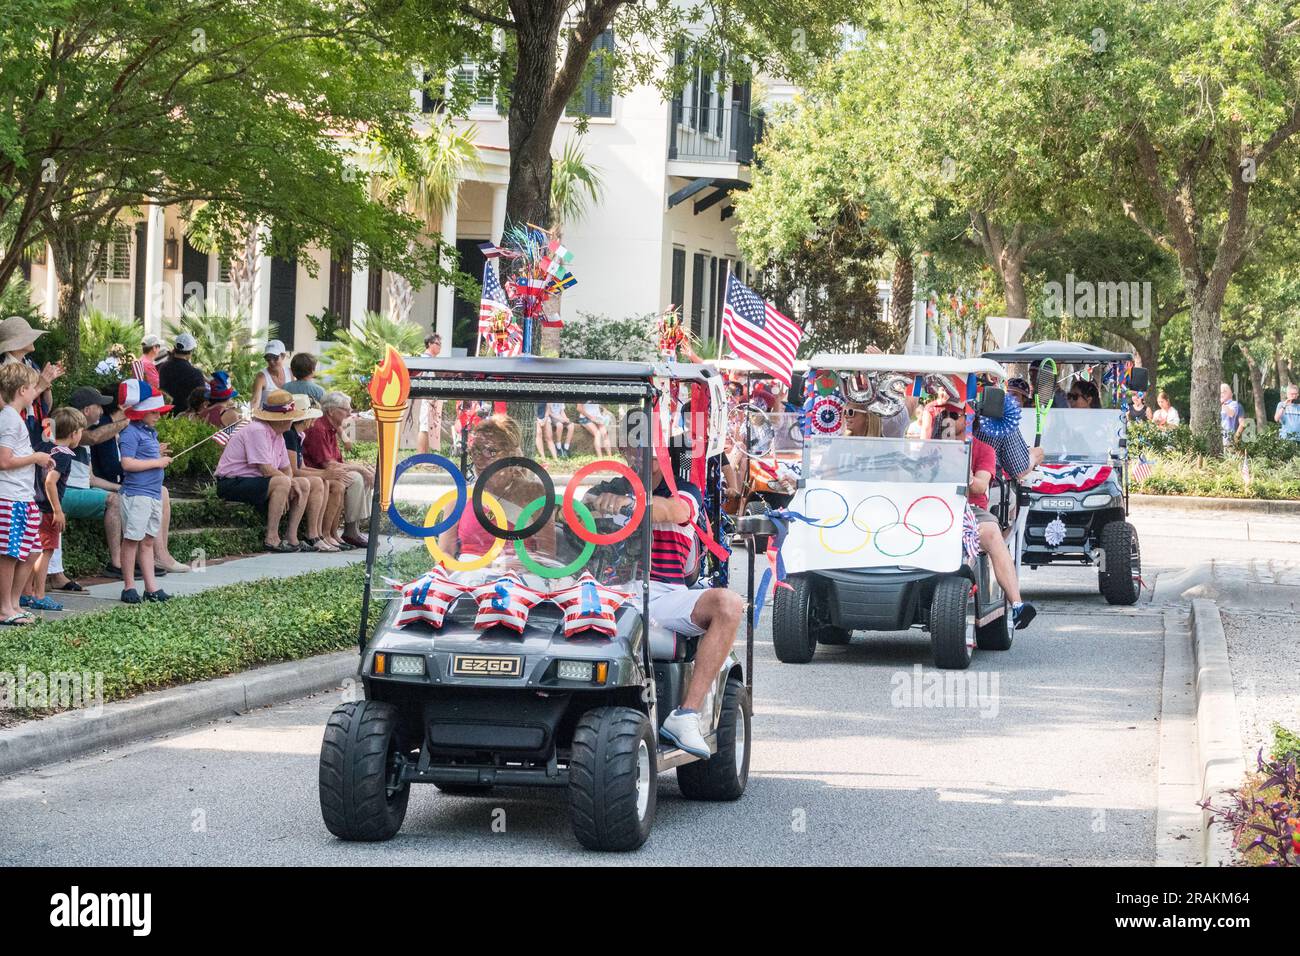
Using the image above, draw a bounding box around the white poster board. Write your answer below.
[781,479,966,574]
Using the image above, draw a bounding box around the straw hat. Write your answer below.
[0,316,46,353]
[253,388,299,422]
[291,394,322,423]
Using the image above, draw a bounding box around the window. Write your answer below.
[91,224,134,317]
[209,256,236,315]
[453,57,497,112]
[568,28,614,118]
[329,246,353,328]
[421,68,443,114]
[670,248,686,314]
[691,253,706,336]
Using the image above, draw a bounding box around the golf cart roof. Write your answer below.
[404,356,718,402]
[808,352,1008,381]
[981,340,1134,364]
[712,357,810,376]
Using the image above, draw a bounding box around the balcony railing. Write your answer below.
[668,104,764,165]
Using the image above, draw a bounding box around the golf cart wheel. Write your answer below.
[677,679,751,801]
[434,783,494,796]
[975,599,1013,651]
[319,700,409,842]
[1098,520,1141,605]
[930,575,974,670]
[569,706,657,852]
[772,573,820,663]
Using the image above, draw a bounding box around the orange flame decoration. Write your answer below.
[369,345,411,409]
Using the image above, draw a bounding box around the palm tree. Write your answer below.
[550,140,605,236]
[364,122,481,324]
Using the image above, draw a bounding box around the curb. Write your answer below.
[1189,598,1247,867]
[1155,607,1203,865]
[1132,493,1300,515]
[0,651,359,779]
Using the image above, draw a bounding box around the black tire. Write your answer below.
[677,679,751,801]
[434,783,494,796]
[568,706,656,852]
[975,596,1013,651]
[930,575,974,670]
[1099,520,1140,605]
[772,573,818,663]
[319,700,409,842]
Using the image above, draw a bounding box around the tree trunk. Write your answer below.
[1002,264,1027,318]
[386,271,414,324]
[1238,341,1267,429]
[1275,329,1291,389]
[889,254,914,346]
[505,19,563,230]
[1133,328,1160,395]
[1188,291,1225,454]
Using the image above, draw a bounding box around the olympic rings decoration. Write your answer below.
[514,495,597,578]
[387,453,466,537]
[804,492,956,559]
[563,460,646,545]
[472,456,556,540]
[424,490,507,570]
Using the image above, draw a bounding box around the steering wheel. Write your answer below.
[731,402,775,456]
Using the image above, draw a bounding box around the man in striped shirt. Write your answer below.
[585,416,742,759]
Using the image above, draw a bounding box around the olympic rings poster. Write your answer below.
[780,480,966,574]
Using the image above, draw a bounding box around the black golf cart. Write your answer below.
[981,341,1148,605]
[771,354,1016,670]
[318,357,752,852]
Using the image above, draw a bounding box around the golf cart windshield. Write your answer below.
[391,396,654,594]
[1020,408,1125,462]
[807,436,969,484]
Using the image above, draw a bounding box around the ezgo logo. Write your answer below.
[49,886,151,936]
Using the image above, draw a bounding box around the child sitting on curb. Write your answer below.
[25,407,86,612]
[118,393,174,604]
[0,364,51,626]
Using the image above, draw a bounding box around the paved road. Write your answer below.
[0,503,1288,866]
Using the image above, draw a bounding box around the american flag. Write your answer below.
[477,260,511,335]
[211,419,249,447]
[721,275,803,386]
[1130,456,1154,484]
[131,358,147,380]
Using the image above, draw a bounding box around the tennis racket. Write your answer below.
[1033,358,1057,448]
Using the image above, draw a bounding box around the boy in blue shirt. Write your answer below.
[118,394,174,604]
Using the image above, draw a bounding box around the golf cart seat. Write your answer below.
[648,621,700,662]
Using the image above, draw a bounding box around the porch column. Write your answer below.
[434,185,459,347]
[43,244,57,319]
[349,245,369,330]
[143,204,165,335]
[250,224,273,339]
[490,182,507,245]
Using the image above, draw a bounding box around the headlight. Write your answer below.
[1082,493,1113,508]
[389,654,427,676]
[557,660,594,682]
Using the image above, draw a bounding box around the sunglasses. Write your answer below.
[471,443,504,456]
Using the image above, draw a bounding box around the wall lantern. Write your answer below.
[163,228,179,270]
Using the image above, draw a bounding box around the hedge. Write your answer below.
[0,548,430,714]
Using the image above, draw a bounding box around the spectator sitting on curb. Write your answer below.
[118,393,173,604]
[83,388,188,577]
[200,371,241,428]
[250,339,289,410]
[24,407,85,613]
[157,332,205,416]
[214,388,310,553]
[283,352,326,404]
[303,391,372,549]
[284,395,344,552]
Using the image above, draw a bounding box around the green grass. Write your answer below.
[0,548,431,716]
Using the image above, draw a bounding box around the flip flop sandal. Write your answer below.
[263,541,297,554]
[55,580,86,592]
[0,613,34,626]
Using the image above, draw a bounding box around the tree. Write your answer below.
[0,0,480,360]
[363,122,482,324]
[446,0,857,227]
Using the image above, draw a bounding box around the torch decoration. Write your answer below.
[369,345,412,513]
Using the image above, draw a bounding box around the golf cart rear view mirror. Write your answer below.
[1128,367,1150,391]
[976,386,1006,420]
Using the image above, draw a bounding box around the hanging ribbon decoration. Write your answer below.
[651,393,731,566]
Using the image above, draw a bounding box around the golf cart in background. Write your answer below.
[771,354,1017,670]
[319,357,752,852]
[981,341,1148,605]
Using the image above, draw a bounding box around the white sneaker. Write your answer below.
[660,708,710,758]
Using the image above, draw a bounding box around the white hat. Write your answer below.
[291,394,322,422]
[173,332,198,352]
[263,339,286,357]
[142,334,164,350]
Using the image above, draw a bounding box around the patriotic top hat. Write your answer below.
[205,371,237,403]
[125,394,173,419]
[117,379,156,410]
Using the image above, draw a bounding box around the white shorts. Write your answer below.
[122,494,163,541]
[648,581,707,637]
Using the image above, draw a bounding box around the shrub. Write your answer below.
[1202,747,1299,867]
[322,310,424,411]
[560,311,658,362]
[166,305,272,398]
[308,309,345,343]
[1242,426,1300,463]
[155,415,222,485]
[1127,421,1214,458]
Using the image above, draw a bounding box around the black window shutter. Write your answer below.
[133,221,147,320]
[367,267,382,314]
[670,248,686,311]
[691,253,706,336]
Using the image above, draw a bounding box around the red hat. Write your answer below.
[125,394,173,419]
